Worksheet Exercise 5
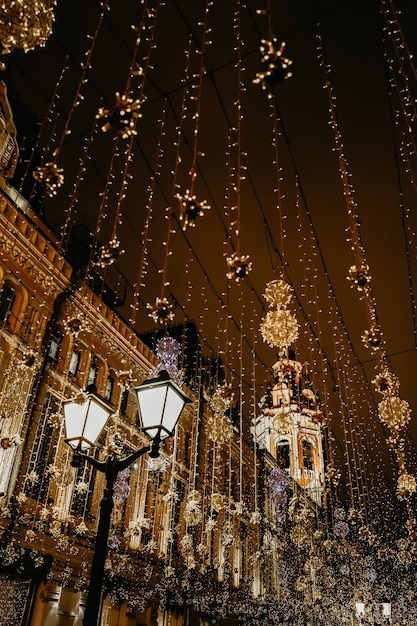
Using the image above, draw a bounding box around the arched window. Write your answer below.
[302,439,314,470]
[104,374,114,402]
[0,280,28,333]
[277,439,290,469]
[0,283,15,322]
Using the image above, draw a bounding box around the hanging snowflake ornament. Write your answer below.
[347,264,371,291]
[207,412,234,446]
[253,39,293,95]
[33,162,64,197]
[97,92,141,138]
[176,190,210,230]
[97,237,124,268]
[378,396,411,431]
[147,297,175,324]
[226,252,253,281]
[260,309,299,348]
[361,325,382,351]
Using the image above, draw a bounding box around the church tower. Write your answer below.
[253,351,325,506]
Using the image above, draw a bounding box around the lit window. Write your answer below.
[47,333,61,363]
[68,349,80,376]
[302,439,314,470]
[88,362,98,386]
[105,375,114,401]
[0,284,15,323]
[277,439,290,469]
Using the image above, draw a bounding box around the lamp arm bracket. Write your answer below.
[117,445,151,473]
[76,452,107,473]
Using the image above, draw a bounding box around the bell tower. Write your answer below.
[253,351,325,506]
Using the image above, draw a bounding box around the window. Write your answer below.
[277,439,290,469]
[25,394,59,501]
[47,333,61,364]
[120,388,129,415]
[68,349,80,376]
[0,284,15,323]
[302,439,314,470]
[88,361,98,386]
[104,375,114,402]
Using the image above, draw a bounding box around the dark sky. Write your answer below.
[4,0,417,515]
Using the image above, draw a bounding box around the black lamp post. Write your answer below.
[63,371,191,626]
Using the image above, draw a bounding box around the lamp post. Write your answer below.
[63,371,191,626]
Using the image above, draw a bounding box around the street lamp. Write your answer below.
[355,601,365,623]
[63,371,191,626]
[354,600,392,625]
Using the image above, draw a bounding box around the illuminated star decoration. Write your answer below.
[97,237,124,268]
[361,325,382,351]
[226,252,253,281]
[253,39,293,96]
[33,162,64,197]
[146,296,175,325]
[347,263,371,291]
[97,92,141,139]
[176,190,210,230]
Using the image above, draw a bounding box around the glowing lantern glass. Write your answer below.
[355,603,365,618]
[132,370,190,443]
[63,387,112,451]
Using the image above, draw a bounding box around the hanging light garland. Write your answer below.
[316,23,417,548]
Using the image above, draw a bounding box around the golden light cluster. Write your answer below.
[146,297,175,324]
[33,162,64,196]
[260,279,299,348]
[378,395,411,431]
[97,93,142,139]
[176,190,210,230]
[0,0,55,56]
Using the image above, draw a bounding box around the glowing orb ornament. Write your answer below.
[176,190,210,230]
[260,309,299,348]
[0,0,56,56]
[397,471,417,500]
[97,93,141,138]
[260,279,299,349]
[209,383,234,415]
[263,279,294,308]
[378,396,411,431]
